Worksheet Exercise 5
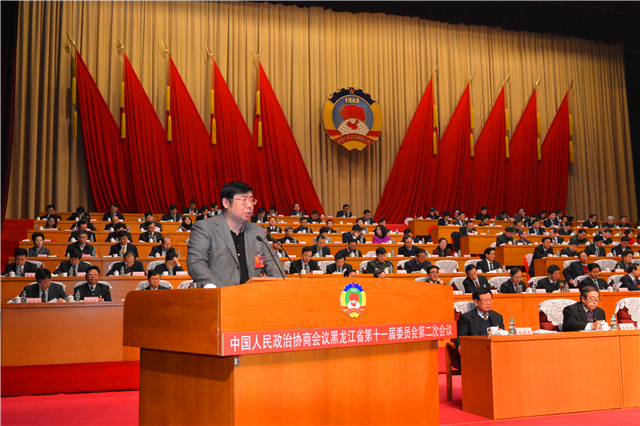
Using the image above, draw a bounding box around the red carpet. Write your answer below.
[2,374,637,425]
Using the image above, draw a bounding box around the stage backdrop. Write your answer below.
[8,1,637,221]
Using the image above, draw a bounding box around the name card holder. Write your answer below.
[516,327,533,335]
[452,291,463,295]
[176,271,188,276]
[614,269,624,273]
[618,287,629,292]
[84,297,100,302]
[397,270,407,274]
[26,298,41,303]
[312,270,323,275]
[77,272,86,277]
[132,271,145,276]
[536,289,547,294]
[464,255,471,258]
[38,254,48,257]
[490,290,498,294]
[24,273,36,278]
[569,288,579,293]
[619,323,635,330]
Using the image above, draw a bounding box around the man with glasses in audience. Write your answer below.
[562,286,606,331]
[54,249,90,276]
[23,268,67,302]
[65,230,95,256]
[107,252,144,276]
[75,266,112,301]
[456,287,504,352]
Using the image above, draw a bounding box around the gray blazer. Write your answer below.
[187,214,285,287]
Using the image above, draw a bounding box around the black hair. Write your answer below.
[351,224,362,232]
[588,214,597,220]
[483,247,495,255]
[117,230,128,239]
[144,211,153,218]
[110,203,119,208]
[15,248,28,257]
[335,251,346,260]
[166,251,176,261]
[46,204,55,210]
[220,181,254,212]
[375,225,388,237]
[169,204,177,210]
[312,210,319,215]
[70,249,83,259]
[593,235,604,243]
[580,285,599,300]
[375,247,387,255]
[425,265,438,274]
[547,264,561,274]
[509,267,521,277]
[442,210,451,217]
[621,236,630,243]
[541,237,551,243]
[148,269,161,280]
[472,287,491,300]
[465,264,477,273]
[415,248,426,256]
[32,232,45,242]
[316,234,326,241]
[76,207,85,214]
[257,207,266,214]
[301,246,313,255]
[319,226,329,234]
[342,204,349,208]
[36,268,52,281]
[628,264,639,274]
[587,263,600,272]
[86,265,101,275]
[505,226,514,233]
[363,209,371,214]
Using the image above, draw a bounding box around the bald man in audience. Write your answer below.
[107,252,145,276]
[150,237,176,258]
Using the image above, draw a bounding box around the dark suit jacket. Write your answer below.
[563,261,588,281]
[69,230,96,242]
[462,275,491,294]
[161,213,183,222]
[516,239,532,245]
[53,260,90,275]
[105,231,132,242]
[536,277,563,293]
[106,260,145,276]
[496,234,515,246]
[75,283,112,301]
[310,245,331,257]
[102,212,124,221]
[620,275,640,291]
[529,245,554,276]
[140,221,162,231]
[432,247,452,257]
[584,245,605,257]
[289,211,305,217]
[500,279,526,294]
[181,208,199,215]
[528,227,545,235]
[289,259,320,274]
[66,213,86,221]
[336,211,352,217]
[38,213,62,221]
[2,262,39,276]
[149,245,176,258]
[548,236,565,245]
[559,228,574,236]
[154,263,185,275]
[279,236,299,244]
[23,283,67,301]
[456,309,504,348]
[578,277,609,291]
[65,242,95,256]
[251,214,268,223]
[562,302,606,331]
[342,232,359,243]
[294,226,312,234]
[560,248,579,257]
[477,259,501,273]
[325,262,354,275]
[109,243,139,257]
[141,285,170,290]
[437,218,449,226]
[336,248,362,258]
[139,232,163,243]
[474,213,490,221]
[398,246,417,257]
[544,218,560,227]
[403,258,432,273]
[569,237,590,246]
[583,220,598,228]
[266,226,282,233]
[70,222,97,231]
[459,227,477,237]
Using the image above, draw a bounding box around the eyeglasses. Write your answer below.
[586,297,601,302]
[87,273,99,277]
[232,197,257,206]
[478,298,494,304]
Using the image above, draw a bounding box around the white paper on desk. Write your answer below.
[532,329,557,334]
[495,330,509,336]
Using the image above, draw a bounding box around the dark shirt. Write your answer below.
[231,229,249,285]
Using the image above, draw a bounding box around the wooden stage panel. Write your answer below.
[620,330,640,408]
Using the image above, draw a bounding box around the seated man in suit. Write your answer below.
[310,235,331,257]
[424,265,445,284]
[208,203,222,217]
[529,237,554,277]
[477,217,491,227]
[583,214,599,228]
[139,213,162,232]
[139,222,163,243]
[106,223,132,242]
[365,247,394,277]
[500,268,527,293]
[182,200,199,215]
[161,204,183,222]
[342,225,363,243]
[23,268,67,302]
[459,220,478,237]
[251,207,268,223]
[294,217,312,234]
[618,216,630,228]
[616,249,635,271]
[612,237,632,257]
[103,215,123,232]
[496,226,515,246]
[140,269,169,290]
[69,220,96,242]
[528,219,545,235]
[437,211,451,226]
[154,251,184,276]
[477,247,501,272]
[403,229,420,243]
[495,210,509,221]
[37,204,62,221]
[584,235,606,257]
[290,247,320,274]
[336,204,352,218]
[66,206,87,221]
[619,264,640,291]
[75,265,112,301]
[432,238,452,257]
[28,232,50,257]
[462,264,491,293]
[515,229,532,245]
[325,219,339,233]
[313,227,333,244]
[560,242,579,257]
[106,252,145,276]
[266,216,282,234]
[600,228,614,245]
[427,207,440,220]
[325,252,354,275]
[451,212,465,227]
[266,205,278,217]
[562,286,606,331]
[456,287,504,350]
[289,203,305,217]
[149,237,176,258]
[336,241,363,258]
[2,248,39,276]
[474,206,490,222]
[403,248,431,273]
[109,231,139,257]
[548,227,564,245]
[54,249,90,275]
[65,231,95,257]
[559,221,574,236]
[279,227,298,244]
[543,211,560,228]
[563,251,590,286]
[398,235,418,257]
[579,263,609,291]
[101,203,124,221]
[537,264,563,293]
[513,208,531,227]
[359,210,374,225]
[308,210,323,224]
[512,219,523,234]
[569,229,590,246]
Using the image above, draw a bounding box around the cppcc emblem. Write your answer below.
[340,282,367,318]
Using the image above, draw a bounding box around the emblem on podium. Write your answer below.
[323,87,382,151]
[340,282,367,318]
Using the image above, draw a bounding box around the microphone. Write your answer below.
[256,236,294,280]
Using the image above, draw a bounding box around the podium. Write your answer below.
[124,277,455,425]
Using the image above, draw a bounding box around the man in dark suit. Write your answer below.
[103,215,125,232]
[2,248,39,276]
[182,200,199,215]
[515,230,532,245]
[562,286,606,331]
[548,228,564,245]
[462,264,491,294]
[294,217,312,234]
[106,223,132,242]
[477,247,501,272]
[459,221,477,237]
[584,235,606,257]
[109,231,139,257]
[403,229,420,243]
[74,265,112,301]
[289,203,305,217]
[266,216,282,234]
[251,207,268,223]
[403,248,431,273]
[559,221,574,236]
[149,237,176,258]
[560,242,579,257]
[342,225,363,243]
[37,204,62,221]
[528,219,545,235]
[495,210,509,221]
[325,220,339,234]
[456,287,504,349]
[279,227,299,244]
[569,229,590,246]
[563,251,590,286]
[161,204,183,222]
[496,226,515,246]
[139,213,162,232]
[424,265,445,284]
[543,211,560,228]
[66,207,87,221]
[601,228,614,245]
[308,210,323,224]
[612,237,632,257]
[336,241,362,258]
[23,269,67,302]
[325,252,354,275]
[69,220,96,242]
[310,235,331,257]
[536,264,563,293]
[336,204,352,217]
[139,270,170,290]
[398,235,418,257]
[583,214,599,229]
[290,247,320,274]
[101,203,124,221]
[359,210,374,225]
[54,249,90,275]
[139,222,163,243]
[154,252,185,276]
[106,252,145,276]
[437,211,451,226]
[70,216,97,231]
[65,231,95,257]
[500,268,527,293]
[529,237,554,277]
[619,264,640,291]
[427,207,440,219]
[474,206,490,222]
[578,263,609,291]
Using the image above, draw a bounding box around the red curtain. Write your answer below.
[122,55,180,213]
[536,92,570,213]
[375,78,439,223]
[467,87,506,216]
[432,84,473,214]
[504,91,538,216]
[252,64,324,215]
[75,52,135,213]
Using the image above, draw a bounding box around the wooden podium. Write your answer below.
[123,277,454,425]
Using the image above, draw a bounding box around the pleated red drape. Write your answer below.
[122,55,180,213]
[537,92,570,213]
[75,52,135,212]
[467,87,506,216]
[504,91,538,216]
[375,78,439,223]
[432,84,472,213]
[252,64,324,215]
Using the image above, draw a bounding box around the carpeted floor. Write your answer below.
[3,375,638,425]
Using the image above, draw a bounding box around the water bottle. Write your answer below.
[169,265,174,275]
[177,249,181,258]
[120,266,125,276]
[488,229,491,235]
[610,314,617,330]
[388,264,393,273]
[74,289,81,302]
[92,248,96,257]
[556,249,560,256]
[509,318,516,335]
[20,291,27,303]
[502,264,506,272]
[531,281,537,291]
[306,264,310,274]
[391,249,395,257]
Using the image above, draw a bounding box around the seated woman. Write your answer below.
[179,215,193,232]
[372,225,391,244]
[43,216,58,230]
[432,238,452,257]
[27,232,50,257]
[356,218,367,234]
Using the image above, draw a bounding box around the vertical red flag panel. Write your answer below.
[431,84,472,213]
[537,92,570,213]
[467,87,507,216]
[168,58,219,207]
[375,78,439,223]
[75,52,135,212]
[122,55,180,213]
[252,64,324,215]
[504,91,538,216]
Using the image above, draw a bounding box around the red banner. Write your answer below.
[222,321,456,355]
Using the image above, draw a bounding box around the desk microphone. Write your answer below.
[256,236,296,279]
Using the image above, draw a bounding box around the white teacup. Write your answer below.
[110,238,116,242]
[598,322,610,331]
[162,271,169,276]
[61,272,68,277]
[9,271,15,277]
[113,270,119,276]
[66,296,74,302]
[487,326,499,335]
[13,296,21,303]
[70,238,76,242]
[155,253,161,258]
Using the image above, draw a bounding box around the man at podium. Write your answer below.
[187,181,285,287]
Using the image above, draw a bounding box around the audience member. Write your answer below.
[562,286,605,331]
[462,264,490,293]
[23,268,67,301]
[537,264,563,293]
[110,231,139,257]
[3,248,39,276]
[149,237,176,257]
[75,266,112,300]
[65,230,95,256]
[500,268,526,293]
[325,252,354,275]
[106,252,144,276]
[54,249,89,275]
[28,232,50,257]
[101,203,124,221]
[404,248,431,273]
[161,204,183,222]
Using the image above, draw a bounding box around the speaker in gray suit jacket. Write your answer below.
[187,182,285,287]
